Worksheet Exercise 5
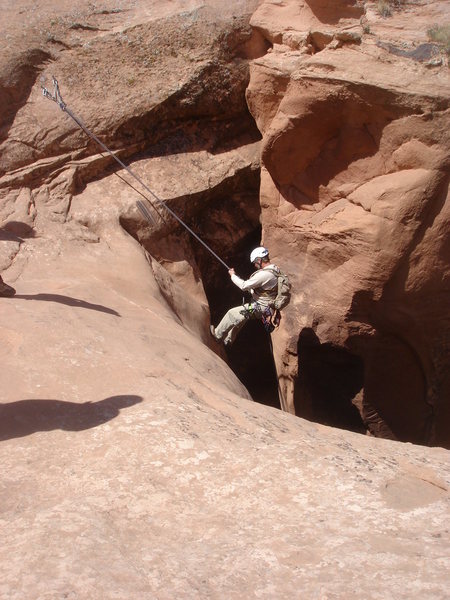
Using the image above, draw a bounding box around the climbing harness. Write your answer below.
[239,301,281,332]
[240,264,286,331]
[261,306,281,333]
[239,301,259,319]
[41,77,230,271]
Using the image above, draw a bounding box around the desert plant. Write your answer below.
[427,24,450,56]
[377,1,392,17]
[377,0,407,17]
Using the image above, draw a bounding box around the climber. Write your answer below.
[0,275,15,298]
[210,246,290,346]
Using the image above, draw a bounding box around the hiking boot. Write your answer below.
[210,325,221,341]
[0,279,16,297]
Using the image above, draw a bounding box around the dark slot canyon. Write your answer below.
[180,197,369,427]
[196,214,368,424]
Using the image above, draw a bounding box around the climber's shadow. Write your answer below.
[0,395,143,441]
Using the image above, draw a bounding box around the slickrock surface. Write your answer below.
[1,259,449,597]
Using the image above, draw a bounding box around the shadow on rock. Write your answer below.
[13,293,121,316]
[0,395,143,441]
[294,328,366,433]
[0,222,36,240]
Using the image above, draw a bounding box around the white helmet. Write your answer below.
[250,246,269,264]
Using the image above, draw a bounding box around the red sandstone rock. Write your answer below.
[1,2,450,596]
[247,0,450,446]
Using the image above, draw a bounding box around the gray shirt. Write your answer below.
[231,265,278,307]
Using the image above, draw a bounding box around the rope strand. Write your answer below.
[42,77,230,271]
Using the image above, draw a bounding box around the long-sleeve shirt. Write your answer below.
[231,265,278,308]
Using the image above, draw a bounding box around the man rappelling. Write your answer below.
[210,246,290,346]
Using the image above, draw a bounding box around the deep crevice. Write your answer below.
[294,328,366,433]
[225,319,280,409]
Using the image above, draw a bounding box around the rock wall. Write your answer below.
[247,0,450,447]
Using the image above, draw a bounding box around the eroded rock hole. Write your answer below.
[294,328,366,433]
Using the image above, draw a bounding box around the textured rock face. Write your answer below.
[247,0,450,446]
[0,0,264,176]
[2,385,449,599]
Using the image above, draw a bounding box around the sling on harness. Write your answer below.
[261,306,281,333]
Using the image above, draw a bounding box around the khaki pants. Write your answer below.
[215,302,262,345]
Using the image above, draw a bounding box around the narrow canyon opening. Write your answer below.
[114,111,381,435]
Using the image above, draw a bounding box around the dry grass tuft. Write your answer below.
[427,24,450,57]
[376,0,407,18]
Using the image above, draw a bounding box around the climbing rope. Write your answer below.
[267,333,288,412]
[41,77,230,270]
